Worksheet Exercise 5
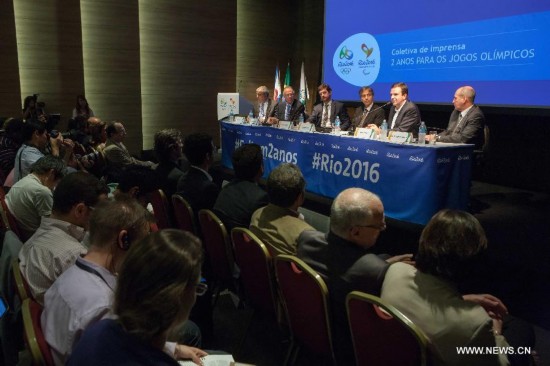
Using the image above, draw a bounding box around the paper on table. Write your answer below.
[179,354,235,366]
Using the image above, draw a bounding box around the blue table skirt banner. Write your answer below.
[220,121,473,225]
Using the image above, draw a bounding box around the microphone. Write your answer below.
[370,101,392,113]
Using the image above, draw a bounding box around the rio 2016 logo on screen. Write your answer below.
[333,33,380,86]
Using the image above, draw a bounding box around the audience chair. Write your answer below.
[21,298,54,366]
[346,291,430,366]
[148,189,172,230]
[198,209,237,303]
[0,198,23,239]
[12,258,31,303]
[275,255,335,366]
[171,194,196,234]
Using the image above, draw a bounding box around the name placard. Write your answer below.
[234,116,246,124]
[388,131,412,143]
[297,122,315,133]
[354,127,376,139]
[277,121,293,130]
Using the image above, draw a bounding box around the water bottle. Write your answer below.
[229,110,235,122]
[248,109,254,124]
[380,120,388,141]
[418,121,427,144]
[298,113,304,124]
[334,116,341,133]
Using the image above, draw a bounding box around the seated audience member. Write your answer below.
[68,229,208,366]
[87,117,107,151]
[5,156,66,240]
[176,133,220,215]
[22,95,46,123]
[213,143,268,232]
[72,94,94,119]
[427,86,486,149]
[307,83,351,130]
[351,86,385,131]
[253,86,274,125]
[297,188,412,365]
[13,119,73,183]
[0,118,24,185]
[250,163,313,255]
[268,86,305,125]
[381,209,519,366]
[113,165,159,208]
[18,172,109,304]
[42,198,154,365]
[154,129,189,199]
[103,121,156,170]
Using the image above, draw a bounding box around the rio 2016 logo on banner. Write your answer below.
[333,33,380,86]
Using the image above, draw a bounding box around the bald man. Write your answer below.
[429,86,485,149]
[297,188,412,365]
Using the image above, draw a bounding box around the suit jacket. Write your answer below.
[381,263,510,366]
[297,230,389,365]
[307,100,351,131]
[438,105,485,149]
[176,166,220,217]
[103,139,156,170]
[249,203,314,256]
[387,100,421,133]
[269,99,305,123]
[351,104,386,130]
[253,99,274,124]
[155,159,189,199]
[213,179,268,233]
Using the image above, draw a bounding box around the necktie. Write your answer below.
[453,113,463,133]
[285,103,291,120]
[359,108,369,127]
[322,103,329,127]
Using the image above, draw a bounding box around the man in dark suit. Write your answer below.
[268,86,305,125]
[307,83,351,130]
[154,129,189,199]
[428,86,485,149]
[213,143,268,233]
[176,133,220,215]
[385,82,421,133]
[297,188,412,365]
[252,86,274,125]
[351,86,385,131]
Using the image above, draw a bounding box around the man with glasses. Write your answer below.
[253,85,274,125]
[297,188,412,365]
[267,86,305,125]
[103,121,156,170]
[18,172,109,304]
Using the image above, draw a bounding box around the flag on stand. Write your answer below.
[299,61,309,105]
[284,62,291,88]
[273,65,282,102]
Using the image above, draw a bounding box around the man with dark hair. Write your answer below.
[5,156,66,239]
[18,172,109,304]
[250,163,313,255]
[114,165,159,207]
[176,133,220,214]
[213,144,268,232]
[381,81,421,133]
[351,86,385,130]
[103,121,156,170]
[297,188,412,365]
[307,83,351,130]
[14,119,72,183]
[154,129,189,198]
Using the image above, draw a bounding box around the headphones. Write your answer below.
[119,231,131,251]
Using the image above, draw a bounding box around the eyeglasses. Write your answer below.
[195,282,208,296]
[356,222,386,232]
